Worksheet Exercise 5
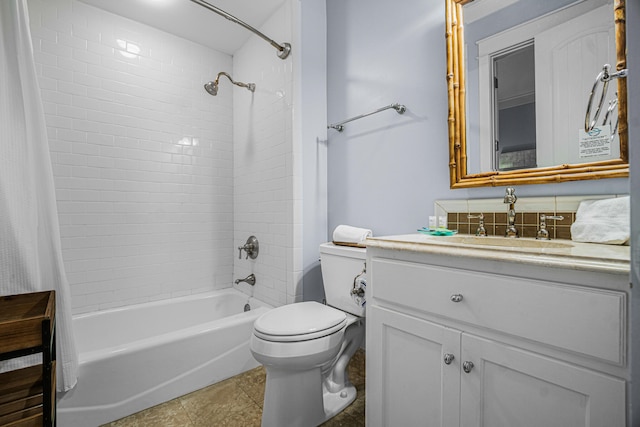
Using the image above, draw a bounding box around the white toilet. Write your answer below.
[250,242,366,427]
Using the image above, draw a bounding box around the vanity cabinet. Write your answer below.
[366,238,629,427]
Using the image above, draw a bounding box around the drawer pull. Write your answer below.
[443,353,455,365]
[450,294,463,303]
[463,361,474,373]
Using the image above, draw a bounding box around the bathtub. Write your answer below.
[57,288,271,427]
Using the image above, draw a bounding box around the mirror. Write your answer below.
[446,0,628,188]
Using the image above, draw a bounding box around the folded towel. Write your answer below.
[332,225,373,246]
[570,196,630,245]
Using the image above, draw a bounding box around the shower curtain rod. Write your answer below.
[188,0,291,60]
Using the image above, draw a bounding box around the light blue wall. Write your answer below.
[324,0,637,418]
[325,0,629,237]
[321,0,637,416]
[297,0,329,302]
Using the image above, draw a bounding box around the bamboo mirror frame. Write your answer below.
[446,0,628,188]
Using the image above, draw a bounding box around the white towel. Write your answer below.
[570,196,630,245]
[332,225,373,245]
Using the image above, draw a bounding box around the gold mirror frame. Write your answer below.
[446,0,628,188]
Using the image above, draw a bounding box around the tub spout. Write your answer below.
[235,273,256,286]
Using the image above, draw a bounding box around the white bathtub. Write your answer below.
[57,288,271,427]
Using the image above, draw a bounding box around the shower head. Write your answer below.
[204,72,255,96]
[204,81,218,96]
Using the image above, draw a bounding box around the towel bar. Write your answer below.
[328,103,406,132]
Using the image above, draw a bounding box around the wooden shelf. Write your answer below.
[0,291,56,427]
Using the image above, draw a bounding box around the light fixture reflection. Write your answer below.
[116,39,141,59]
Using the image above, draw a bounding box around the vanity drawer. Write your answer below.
[370,258,626,365]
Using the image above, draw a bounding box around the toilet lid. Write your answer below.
[254,301,347,342]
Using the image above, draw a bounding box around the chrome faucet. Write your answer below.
[536,214,564,240]
[235,273,256,286]
[503,187,519,238]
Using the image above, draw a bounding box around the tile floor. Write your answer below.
[102,349,366,427]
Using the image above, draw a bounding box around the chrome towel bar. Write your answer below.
[328,103,406,132]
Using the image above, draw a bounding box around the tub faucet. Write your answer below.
[503,187,519,238]
[235,273,256,286]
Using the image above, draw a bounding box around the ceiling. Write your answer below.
[78,0,287,55]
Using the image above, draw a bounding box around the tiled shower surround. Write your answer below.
[27,0,298,313]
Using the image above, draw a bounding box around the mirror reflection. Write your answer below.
[446,0,628,188]
[493,42,536,171]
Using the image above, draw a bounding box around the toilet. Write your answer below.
[250,242,366,427]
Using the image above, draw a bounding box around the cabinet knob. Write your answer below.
[443,353,455,365]
[450,294,463,303]
[463,361,474,373]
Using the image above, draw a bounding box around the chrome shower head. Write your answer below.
[204,81,218,96]
[204,72,255,96]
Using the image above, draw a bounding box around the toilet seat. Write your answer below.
[254,301,347,342]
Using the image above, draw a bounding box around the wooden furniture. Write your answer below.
[366,236,629,426]
[0,291,56,427]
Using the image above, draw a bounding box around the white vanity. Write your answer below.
[365,234,630,426]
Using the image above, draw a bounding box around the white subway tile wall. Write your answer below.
[231,1,301,307]
[28,0,236,313]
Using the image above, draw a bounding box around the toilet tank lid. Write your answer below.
[319,242,366,259]
[254,301,346,337]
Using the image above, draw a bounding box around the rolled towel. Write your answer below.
[570,196,630,245]
[332,225,373,247]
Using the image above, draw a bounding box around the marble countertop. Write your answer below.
[366,234,630,275]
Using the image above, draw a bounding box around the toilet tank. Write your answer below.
[319,242,366,317]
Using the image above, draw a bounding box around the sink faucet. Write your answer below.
[503,187,519,238]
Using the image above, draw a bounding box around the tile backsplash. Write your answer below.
[447,211,575,239]
[435,195,627,240]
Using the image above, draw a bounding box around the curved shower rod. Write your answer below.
[188,0,291,60]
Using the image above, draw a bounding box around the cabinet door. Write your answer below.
[366,306,461,427]
[460,334,626,427]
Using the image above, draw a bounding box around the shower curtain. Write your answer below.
[0,0,78,391]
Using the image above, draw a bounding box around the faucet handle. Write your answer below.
[540,214,564,222]
[536,214,564,240]
[238,236,259,260]
[504,187,517,204]
[467,214,486,236]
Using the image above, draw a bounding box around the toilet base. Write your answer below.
[322,383,357,421]
[260,366,357,427]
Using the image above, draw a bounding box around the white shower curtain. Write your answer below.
[0,0,78,391]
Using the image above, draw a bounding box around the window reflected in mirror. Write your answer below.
[493,42,536,171]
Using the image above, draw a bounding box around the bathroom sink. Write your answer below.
[440,235,574,249]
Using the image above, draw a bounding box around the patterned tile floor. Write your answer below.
[102,349,366,427]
